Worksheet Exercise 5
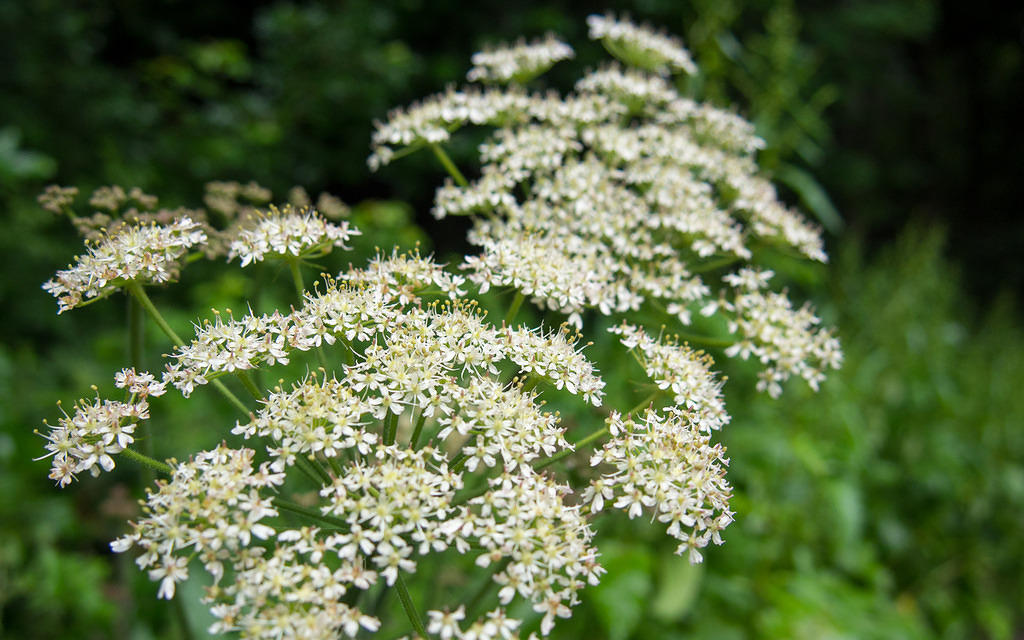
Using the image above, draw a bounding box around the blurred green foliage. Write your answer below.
[1,0,1021,638]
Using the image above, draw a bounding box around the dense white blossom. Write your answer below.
[467,35,574,84]
[586,407,733,564]
[43,216,206,313]
[37,392,151,487]
[586,13,697,75]
[227,204,359,266]
[609,323,729,431]
[111,446,285,599]
[465,469,603,635]
[713,268,843,397]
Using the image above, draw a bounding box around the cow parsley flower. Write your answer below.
[715,268,843,397]
[467,35,574,84]
[465,469,602,635]
[609,323,729,431]
[37,392,150,487]
[43,216,206,313]
[587,407,733,564]
[111,445,285,599]
[226,204,359,267]
[586,13,698,76]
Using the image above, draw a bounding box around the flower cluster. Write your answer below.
[422,607,528,640]
[467,34,574,84]
[371,14,838,395]
[226,204,360,267]
[205,532,381,639]
[43,216,207,312]
[35,12,850,639]
[465,469,602,635]
[610,323,729,431]
[711,268,843,397]
[36,394,151,487]
[319,445,464,584]
[233,374,377,469]
[111,446,285,599]
[586,407,733,563]
[586,13,697,75]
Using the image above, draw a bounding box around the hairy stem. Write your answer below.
[121,447,173,475]
[237,371,263,400]
[409,409,429,449]
[288,257,330,369]
[128,295,155,483]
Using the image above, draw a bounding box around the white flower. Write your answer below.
[590,408,733,564]
[586,13,697,75]
[226,204,359,267]
[37,387,150,487]
[467,35,574,84]
[43,216,206,313]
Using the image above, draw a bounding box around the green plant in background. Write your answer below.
[29,14,840,639]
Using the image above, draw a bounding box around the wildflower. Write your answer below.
[234,374,376,470]
[609,323,728,431]
[43,216,206,313]
[226,204,359,267]
[467,35,574,84]
[586,13,698,76]
[716,268,843,397]
[587,407,733,564]
[111,445,285,600]
[37,391,150,487]
[464,469,602,636]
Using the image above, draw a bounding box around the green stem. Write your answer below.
[121,447,173,475]
[535,390,662,471]
[409,409,429,449]
[431,144,469,187]
[690,255,742,273]
[450,450,470,473]
[172,593,195,640]
[288,258,330,369]
[383,412,398,446]
[674,331,735,348]
[127,282,184,346]
[275,498,348,529]
[298,455,333,486]
[128,295,154,484]
[288,258,306,298]
[504,291,525,326]
[326,456,343,477]
[394,573,429,638]
[127,282,251,416]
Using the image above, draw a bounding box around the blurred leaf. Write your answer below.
[587,541,653,640]
[651,554,704,622]
[776,163,844,233]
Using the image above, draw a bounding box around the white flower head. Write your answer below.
[587,13,697,75]
[467,34,574,84]
[43,216,206,313]
[227,203,359,267]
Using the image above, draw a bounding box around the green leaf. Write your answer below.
[588,541,654,640]
[776,163,844,234]
[651,553,704,622]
